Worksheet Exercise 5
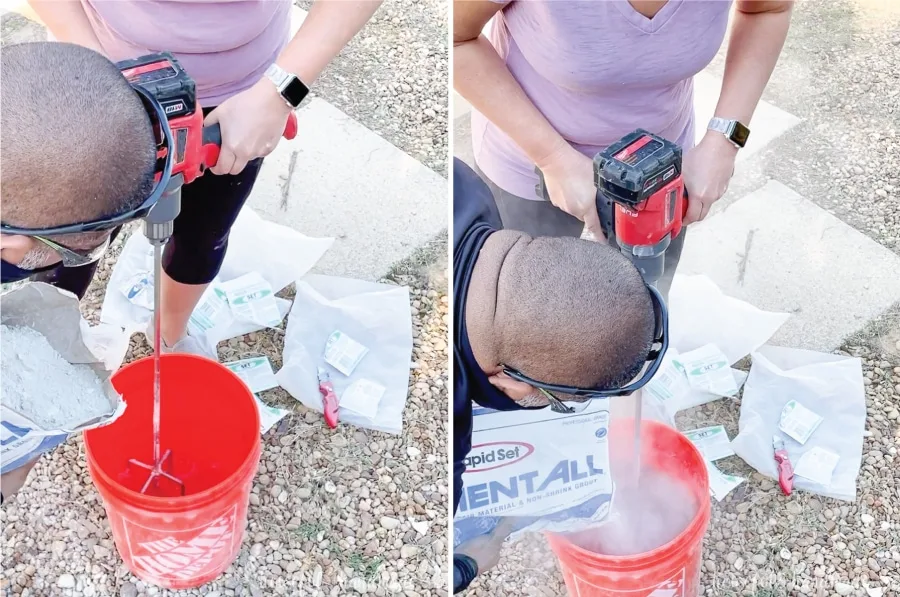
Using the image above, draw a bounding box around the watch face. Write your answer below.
[731,121,750,148]
[282,77,309,107]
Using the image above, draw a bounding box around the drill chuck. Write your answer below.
[142,174,184,245]
[143,220,174,246]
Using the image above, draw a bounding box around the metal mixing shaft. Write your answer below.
[127,175,186,496]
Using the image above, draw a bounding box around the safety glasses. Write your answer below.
[500,284,669,414]
[0,85,173,239]
[31,235,112,268]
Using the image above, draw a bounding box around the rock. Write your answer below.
[835,582,853,595]
[312,565,323,587]
[380,516,401,530]
[401,545,420,559]
[120,582,138,597]
[861,514,875,525]
[57,575,76,589]
[350,578,368,593]
[752,554,767,566]
[780,548,792,561]
[734,557,744,571]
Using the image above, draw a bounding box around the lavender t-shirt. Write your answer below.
[471,0,733,199]
[82,0,291,106]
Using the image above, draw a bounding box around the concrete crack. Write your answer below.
[736,228,757,286]
[280,150,300,211]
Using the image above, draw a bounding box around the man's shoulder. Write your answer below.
[453,159,502,248]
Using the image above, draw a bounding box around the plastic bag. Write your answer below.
[731,345,866,501]
[100,208,333,344]
[668,275,790,365]
[276,275,413,434]
[1,283,126,474]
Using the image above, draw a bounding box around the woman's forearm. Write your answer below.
[276,0,382,87]
[713,1,793,125]
[27,0,103,52]
[454,35,568,169]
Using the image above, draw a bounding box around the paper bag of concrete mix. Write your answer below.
[100,208,333,354]
[731,345,865,501]
[453,400,614,547]
[1,283,125,475]
[668,275,790,365]
[276,275,413,434]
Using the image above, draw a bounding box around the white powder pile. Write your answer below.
[1,325,111,429]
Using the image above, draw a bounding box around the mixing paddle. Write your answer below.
[127,243,185,496]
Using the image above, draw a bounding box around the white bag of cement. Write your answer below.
[100,208,333,349]
[276,275,413,435]
[453,399,614,547]
[668,275,790,365]
[1,283,125,475]
[731,345,866,501]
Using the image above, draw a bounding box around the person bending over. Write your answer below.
[0,41,157,503]
[452,158,659,592]
[30,0,383,357]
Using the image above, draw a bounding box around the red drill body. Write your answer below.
[595,130,690,287]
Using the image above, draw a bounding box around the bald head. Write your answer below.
[467,231,656,393]
[1,42,156,229]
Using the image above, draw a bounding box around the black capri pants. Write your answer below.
[34,109,265,299]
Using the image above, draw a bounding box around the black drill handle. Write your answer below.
[201,113,298,169]
[534,166,616,240]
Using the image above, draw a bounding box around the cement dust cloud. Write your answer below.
[567,468,697,556]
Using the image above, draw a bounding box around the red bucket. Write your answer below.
[545,419,710,597]
[84,354,260,589]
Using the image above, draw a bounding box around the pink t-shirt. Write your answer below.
[82,0,291,106]
[471,0,733,199]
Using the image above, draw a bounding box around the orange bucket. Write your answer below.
[84,355,260,589]
[546,419,710,597]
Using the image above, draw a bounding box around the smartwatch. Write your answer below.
[708,117,750,149]
[265,63,309,109]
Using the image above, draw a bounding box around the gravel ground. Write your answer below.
[1,229,449,597]
[0,4,450,595]
[297,0,449,176]
[465,1,900,595]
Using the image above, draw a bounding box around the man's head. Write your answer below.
[0,42,156,270]
[466,231,656,407]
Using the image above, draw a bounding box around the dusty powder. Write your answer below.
[568,469,698,556]
[1,325,110,429]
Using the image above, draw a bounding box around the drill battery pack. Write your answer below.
[118,52,211,183]
[594,129,683,211]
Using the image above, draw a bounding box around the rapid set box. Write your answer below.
[454,399,614,544]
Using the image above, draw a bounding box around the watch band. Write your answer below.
[264,63,308,109]
[708,117,750,149]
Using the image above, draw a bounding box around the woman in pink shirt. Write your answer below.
[454,0,793,296]
[28,0,382,356]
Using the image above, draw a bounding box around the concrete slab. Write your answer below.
[247,98,447,281]
[454,92,472,119]
[692,71,802,161]
[677,180,900,351]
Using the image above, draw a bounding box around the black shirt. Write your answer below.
[452,158,529,516]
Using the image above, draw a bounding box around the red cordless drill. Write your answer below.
[537,129,689,288]
[118,51,298,245]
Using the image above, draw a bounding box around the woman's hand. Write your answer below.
[538,143,605,241]
[204,78,293,176]
[682,132,738,225]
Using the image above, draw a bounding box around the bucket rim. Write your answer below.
[545,419,711,570]
[84,353,262,511]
